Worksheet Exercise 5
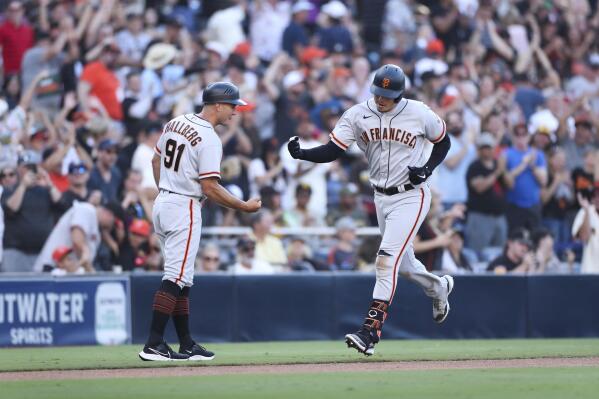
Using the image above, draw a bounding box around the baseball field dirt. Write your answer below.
[1,339,598,399]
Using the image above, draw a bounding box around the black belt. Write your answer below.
[159,188,204,201]
[373,184,415,195]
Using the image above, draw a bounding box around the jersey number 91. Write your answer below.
[164,138,185,172]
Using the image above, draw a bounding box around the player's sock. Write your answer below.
[147,280,181,346]
[361,299,389,340]
[172,286,194,349]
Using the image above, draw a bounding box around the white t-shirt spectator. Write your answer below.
[231,259,275,275]
[572,206,599,274]
[280,138,330,219]
[249,0,290,61]
[131,143,156,189]
[205,5,246,51]
[33,202,100,272]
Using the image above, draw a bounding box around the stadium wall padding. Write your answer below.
[129,274,599,343]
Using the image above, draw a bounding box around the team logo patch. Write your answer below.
[382,78,390,88]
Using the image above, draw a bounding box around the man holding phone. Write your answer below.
[0,150,61,272]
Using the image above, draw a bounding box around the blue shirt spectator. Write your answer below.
[282,1,312,58]
[504,147,546,208]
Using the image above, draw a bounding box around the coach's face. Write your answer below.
[216,103,237,125]
[374,95,395,113]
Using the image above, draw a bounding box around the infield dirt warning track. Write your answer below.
[1,357,598,381]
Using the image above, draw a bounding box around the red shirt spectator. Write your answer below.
[79,46,123,120]
[0,1,34,75]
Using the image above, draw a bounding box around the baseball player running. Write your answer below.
[288,64,454,356]
[139,82,261,361]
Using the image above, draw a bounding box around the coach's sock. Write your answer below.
[361,299,389,341]
[173,286,194,349]
[147,280,181,346]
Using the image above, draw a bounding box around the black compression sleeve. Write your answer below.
[424,133,451,171]
[298,141,345,163]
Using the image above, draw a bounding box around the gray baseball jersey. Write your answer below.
[154,113,223,197]
[330,98,446,188]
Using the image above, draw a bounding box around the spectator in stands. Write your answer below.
[0,1,34,77]
[561,115,597,171]
[263,54,313,143]
[287,236,323,272]
[283,183,324,227]
[0,164,16,267]
[121,169,152,223]
[78,42,123,123]
[282,1,313,59]
[131,121,161,199]
[259,186,285,227]
[56,163,101,217]
[88,139,122,203]
[250,209,287,268]
[436,110,476,208]
[502,123,548,233]
[440,229,472,275]
[318,1,353,55]
[279,119,330,220]
[464,133,507,254]
[487,228,534,274]
[415,192,464,271]
[115,11,151,65]
[572,150,596,201]
[20,28,68,113]
[50,246,84,276]
[1,151,61,272]
[541,148,575,251]
[572,190,599,274]
[248,137,285,198]
[116,219,151,272]
[327,217,359,271]
[195,243,222,273]
[249,0,290,63]
[33,201,118,273]
[531,228,563,274]
[326,183,368,227]
[231,236,275,275]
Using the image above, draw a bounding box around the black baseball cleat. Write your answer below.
[179,341,215,361]
[139,341,189,361]
[345,329,378,356]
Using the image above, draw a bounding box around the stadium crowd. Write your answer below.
[0,0,597,276]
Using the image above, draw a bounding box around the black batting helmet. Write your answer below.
[202,82,247,106]
[370,64,405,102]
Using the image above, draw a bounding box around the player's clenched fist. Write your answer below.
[288,136,304,159]
[244,198,262,212]
[407,165,432,185]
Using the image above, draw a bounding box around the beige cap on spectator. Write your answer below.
[322,1,348,19]
[143,43,178,70]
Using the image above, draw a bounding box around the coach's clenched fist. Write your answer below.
[244,198,262,213]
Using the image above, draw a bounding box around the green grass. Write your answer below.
[1,339,598,372]
[2,367,599,399]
